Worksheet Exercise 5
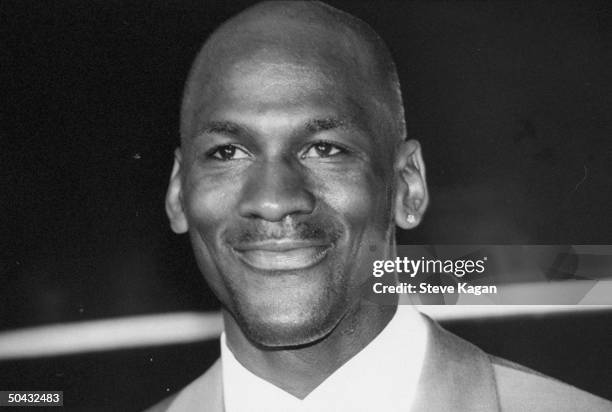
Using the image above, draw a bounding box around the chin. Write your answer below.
[232,295,348,348]
[241,315,339,349]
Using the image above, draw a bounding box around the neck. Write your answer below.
[222,299,398,399]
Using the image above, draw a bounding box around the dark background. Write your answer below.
[2,0,611,409]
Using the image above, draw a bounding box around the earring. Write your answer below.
[406,214,416,224]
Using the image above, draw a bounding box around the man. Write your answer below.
[149,2,611,411]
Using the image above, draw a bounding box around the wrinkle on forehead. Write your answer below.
[232,60,330,88]
[221,57,337,101]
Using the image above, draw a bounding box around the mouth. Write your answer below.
[232,240,332,271]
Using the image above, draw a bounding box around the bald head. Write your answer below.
[180,1,405,145]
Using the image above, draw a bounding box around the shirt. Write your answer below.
[221,305,428,412]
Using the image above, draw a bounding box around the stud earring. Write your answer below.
[406,214,416,224]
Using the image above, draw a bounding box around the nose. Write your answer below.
[238,159,315,221]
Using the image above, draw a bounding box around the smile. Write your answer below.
[232,240,332,271]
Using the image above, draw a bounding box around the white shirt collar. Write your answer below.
[221,306,428,412]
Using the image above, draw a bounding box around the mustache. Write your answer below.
[224,216,343,245]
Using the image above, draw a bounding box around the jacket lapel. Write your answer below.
[411,316,500,411]
[166,358,224,412]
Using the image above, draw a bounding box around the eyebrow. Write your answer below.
[304,117,349,133]
[197,117,352,139]
[199,121,246,137]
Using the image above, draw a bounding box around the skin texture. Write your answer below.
[166,1,428,398]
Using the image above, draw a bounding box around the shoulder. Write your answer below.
[490,356,612,412]
[143,393,178,412]
[142,359,223,412]
[420,315,611,411]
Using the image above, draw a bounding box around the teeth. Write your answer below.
[235,246,329,270]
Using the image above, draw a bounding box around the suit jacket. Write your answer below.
[145,316,611,411]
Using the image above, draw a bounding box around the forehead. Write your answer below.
[184,47,371,138]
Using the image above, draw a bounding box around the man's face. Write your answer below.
[171,50,398,347]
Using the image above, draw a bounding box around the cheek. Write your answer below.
[315,168,391,230]
[314,167,393,285]
[182,173,242,302]
[182,171,242,232]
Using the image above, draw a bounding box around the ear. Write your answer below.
[394,139,429,229]
[165,148,189,234]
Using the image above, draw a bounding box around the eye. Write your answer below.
[302,142,347,159]
[208,144,250,161]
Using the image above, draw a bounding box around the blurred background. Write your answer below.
[2,0,611,409]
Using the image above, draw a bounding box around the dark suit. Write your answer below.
[145,315,611,411]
